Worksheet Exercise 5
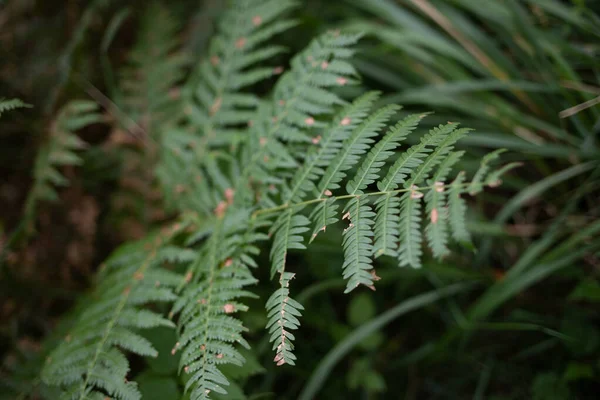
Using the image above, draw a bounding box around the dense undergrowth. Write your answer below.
[1,0,599,399]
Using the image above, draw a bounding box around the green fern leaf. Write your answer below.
[309,198,339,243]
[285,91,380,204]
[0,97,31,117]
[42,225,185,399]
[424,151,464,259]
[318,104,400,195]
[269,210,310,277]
[266,271,304,366]
[448,171,472,246]
[347,112,427,195]
[341,197,376,292]
[467,149,506,195]
[240,30,363,199]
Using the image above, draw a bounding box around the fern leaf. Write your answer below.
[448,171,472,246]
[342,197,376,292]
[424,151,464,259]
[371,122,445,257]
[173,211,267,400]
[119,2,187,134]
[484,162,522,188]
[397,191,423,268]
[285,91,380,204]
[266,271,304,366]
[309,198,339,243]
[24,101,101,233]
[318,104,400,195]
[405,126,470,188]
[373,194,401,258]
[467,149,506,195]
[240,30,363,199]
[347,112,427,195]
[269,210,310,277]
[264,209,309,364]
[0,97,31,117]
[378,123,460,192]
[42,225,184,399]
[162,0,297,216]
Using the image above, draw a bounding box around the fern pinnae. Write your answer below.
[397,190,424,268]
[284,91,380,205]
[467,149,506,195]
[484,162,522,188]
[174,213,263,399]
[309,198,339,243]
[424,151,464,259]
[404,126,470,189]
[0,98,31,117]
[238,31,362,196]
[266,271,304,366]
[317,103,400,195]
[346,112,428,195]
[448,171,472,246]
[372,122,461,262]
[373,193,400,258]
[378,122,460,193]
[166,0,297,214]
[266,209,308,365]
[341,197,376,292]
[42,223,185,400]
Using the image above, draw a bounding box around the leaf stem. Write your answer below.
[251,182,473,220]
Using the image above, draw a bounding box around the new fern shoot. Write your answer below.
[35,1,518,399]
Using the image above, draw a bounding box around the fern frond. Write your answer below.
[0,98,31,117]
[448,171,471,246]
[24,100,101,228]
[309,197,339,243]
[317,104,400,195]
[467,149,506,195]
[341,197,376,292]
[172,211,267,399]
[484,162,523,188]
[264,210,308,363]
[347,112,427,195]
[284,91,380,204]
[424,151,464,259]
[266,271,304,366]
[372,122,462,259]
[42,223,185,399]
[269,210,310,277]
[185,0,297,146]
[160,0,297,215]
[397,190,423,268]
[239,30,363,199]
[119,2,187,134]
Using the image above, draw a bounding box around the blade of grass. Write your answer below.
[298,282,475,400]
[477,161,597,263]
[468,243,599,321]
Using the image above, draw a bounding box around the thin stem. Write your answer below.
[251,182,473,220]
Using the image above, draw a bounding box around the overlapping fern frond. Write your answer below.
[158,0,298,214]
[171,210,268,399]
[108,2,187,234]
[42,223,187,399]
[24,100,102,230]
[118,1,187,137]
[0,98,31,118]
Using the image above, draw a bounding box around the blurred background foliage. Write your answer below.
[1,0,599,398]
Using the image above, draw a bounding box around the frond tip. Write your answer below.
[0,97,31,117]
[266,272,304,366]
